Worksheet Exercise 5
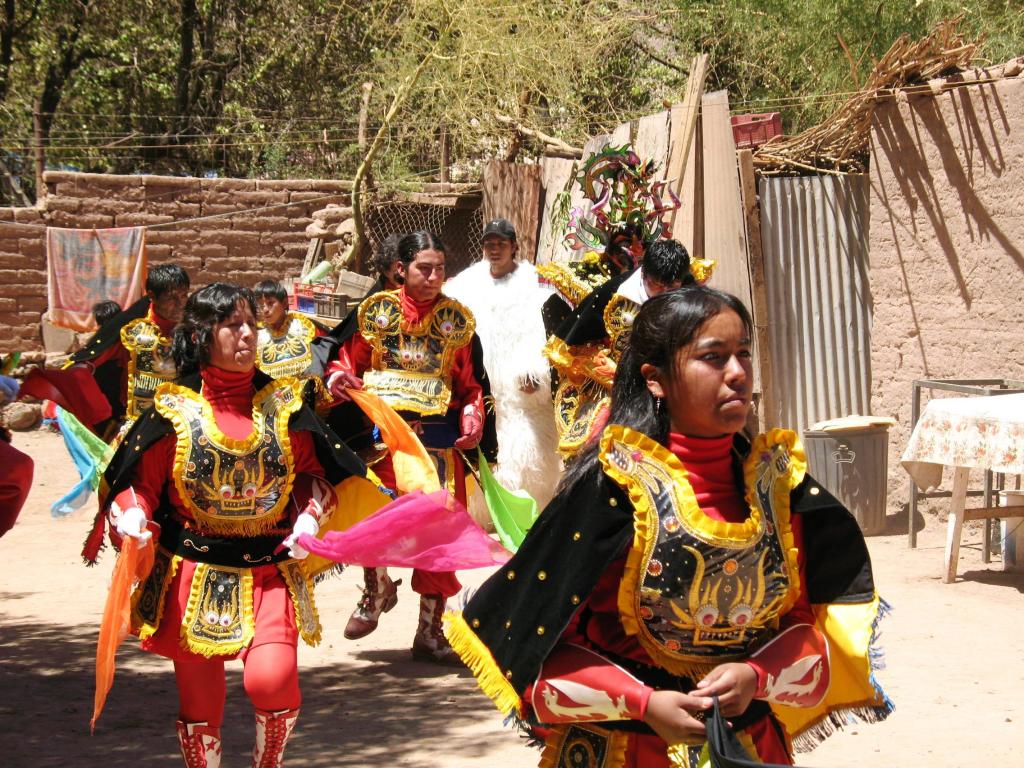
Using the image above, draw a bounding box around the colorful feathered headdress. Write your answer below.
[564,145,681,273]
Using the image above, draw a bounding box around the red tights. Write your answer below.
[174,642,300,726]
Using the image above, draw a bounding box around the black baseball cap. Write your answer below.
[482,218,516,241]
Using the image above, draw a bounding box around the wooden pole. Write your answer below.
[32,100,45,204]
[439,121,450,185]
[665,54,708,231]
[737,148,774,432]
[358,82,373,191]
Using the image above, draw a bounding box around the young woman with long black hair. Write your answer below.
[447,285,891,767]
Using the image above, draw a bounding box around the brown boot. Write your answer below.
[176,720,222,768]
[412,593,462,666]
[344,567,400,640]
[252,707,299,768]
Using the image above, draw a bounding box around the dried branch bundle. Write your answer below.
[752,16,979,176]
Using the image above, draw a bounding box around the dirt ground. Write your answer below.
[1,429,1022,768]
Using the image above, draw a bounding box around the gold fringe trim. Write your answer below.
[536,262,593,308]
[155,378,304,537]
[742,429,806,617]
[357,291,476,377]
[132,550,181,641]
[279,561,322,647]
[443,611,523,718]
[121,315,174,420]
[180,564,255,658]
[599,425,804,678]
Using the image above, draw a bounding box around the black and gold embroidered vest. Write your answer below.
[121,318,177,421]
[599,426,804,677]
[153,378,305,536]
[356,291,475,415]
[256,313,317,378]
[602,294,641,365]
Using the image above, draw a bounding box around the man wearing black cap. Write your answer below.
[445,218,562,509]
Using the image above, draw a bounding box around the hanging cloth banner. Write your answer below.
[47,226,147,332]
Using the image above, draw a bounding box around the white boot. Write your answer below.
[411,593,462,666]
[176,720,222,768]
[252,707,299,768]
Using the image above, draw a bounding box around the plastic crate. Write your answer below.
[314,292,350,320]
[730,112,782,150]
[293,282,317,314]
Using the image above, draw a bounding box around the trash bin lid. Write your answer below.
[808,414,896,433]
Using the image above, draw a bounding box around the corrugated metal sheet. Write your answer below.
[759,175,872,434]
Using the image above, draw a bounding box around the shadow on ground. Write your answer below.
[0,613,512,767]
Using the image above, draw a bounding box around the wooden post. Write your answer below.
[665,54,708,232]
[737,148,773,432]
[439,121,450,185]
[32,100,46,203]
[358,82,373,189]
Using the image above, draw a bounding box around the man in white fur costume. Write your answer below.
[445,219,562,510]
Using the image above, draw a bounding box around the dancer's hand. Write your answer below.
[113,506,152,543]
[327,371,363,403]
[282,512,319,560]
[642,690,712,746]
[453,401,484,450]
[690,663,758,717]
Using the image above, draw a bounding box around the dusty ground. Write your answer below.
[1,429,1021,767]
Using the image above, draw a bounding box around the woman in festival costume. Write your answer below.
[87,283,371,768]
[446,285,892,767]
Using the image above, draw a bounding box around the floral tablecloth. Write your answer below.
[901,393,1024,491]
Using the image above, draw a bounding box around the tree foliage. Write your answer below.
[0,0,1021,203]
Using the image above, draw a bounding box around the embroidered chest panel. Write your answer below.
[602,294,641,364]
[256,314,316,378]
[155,379,304,535]
[601,428,803,675]
[357,292,475,415]
[121,318,177,420]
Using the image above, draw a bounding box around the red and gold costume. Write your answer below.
[91,365,370,767]
[108,368,332,660]
[327,287,487,600]
[448,426,891,767]
[256,312,321,380]
[65,297,178,439]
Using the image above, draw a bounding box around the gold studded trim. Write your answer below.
[278,559,322,646]
[180,564,256,658]
[443,611,523,718]
[598,424,804,676]
[155,377,305,536]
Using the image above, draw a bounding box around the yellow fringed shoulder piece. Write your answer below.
[443,611,523,718]
[772,594,892,749]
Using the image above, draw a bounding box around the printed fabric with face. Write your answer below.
[646,309,753,438]
[399,248,446,302]
[209,300,258,373]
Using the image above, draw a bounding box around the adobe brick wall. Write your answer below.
[0,172,352,353]
[869,69,1024,516]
